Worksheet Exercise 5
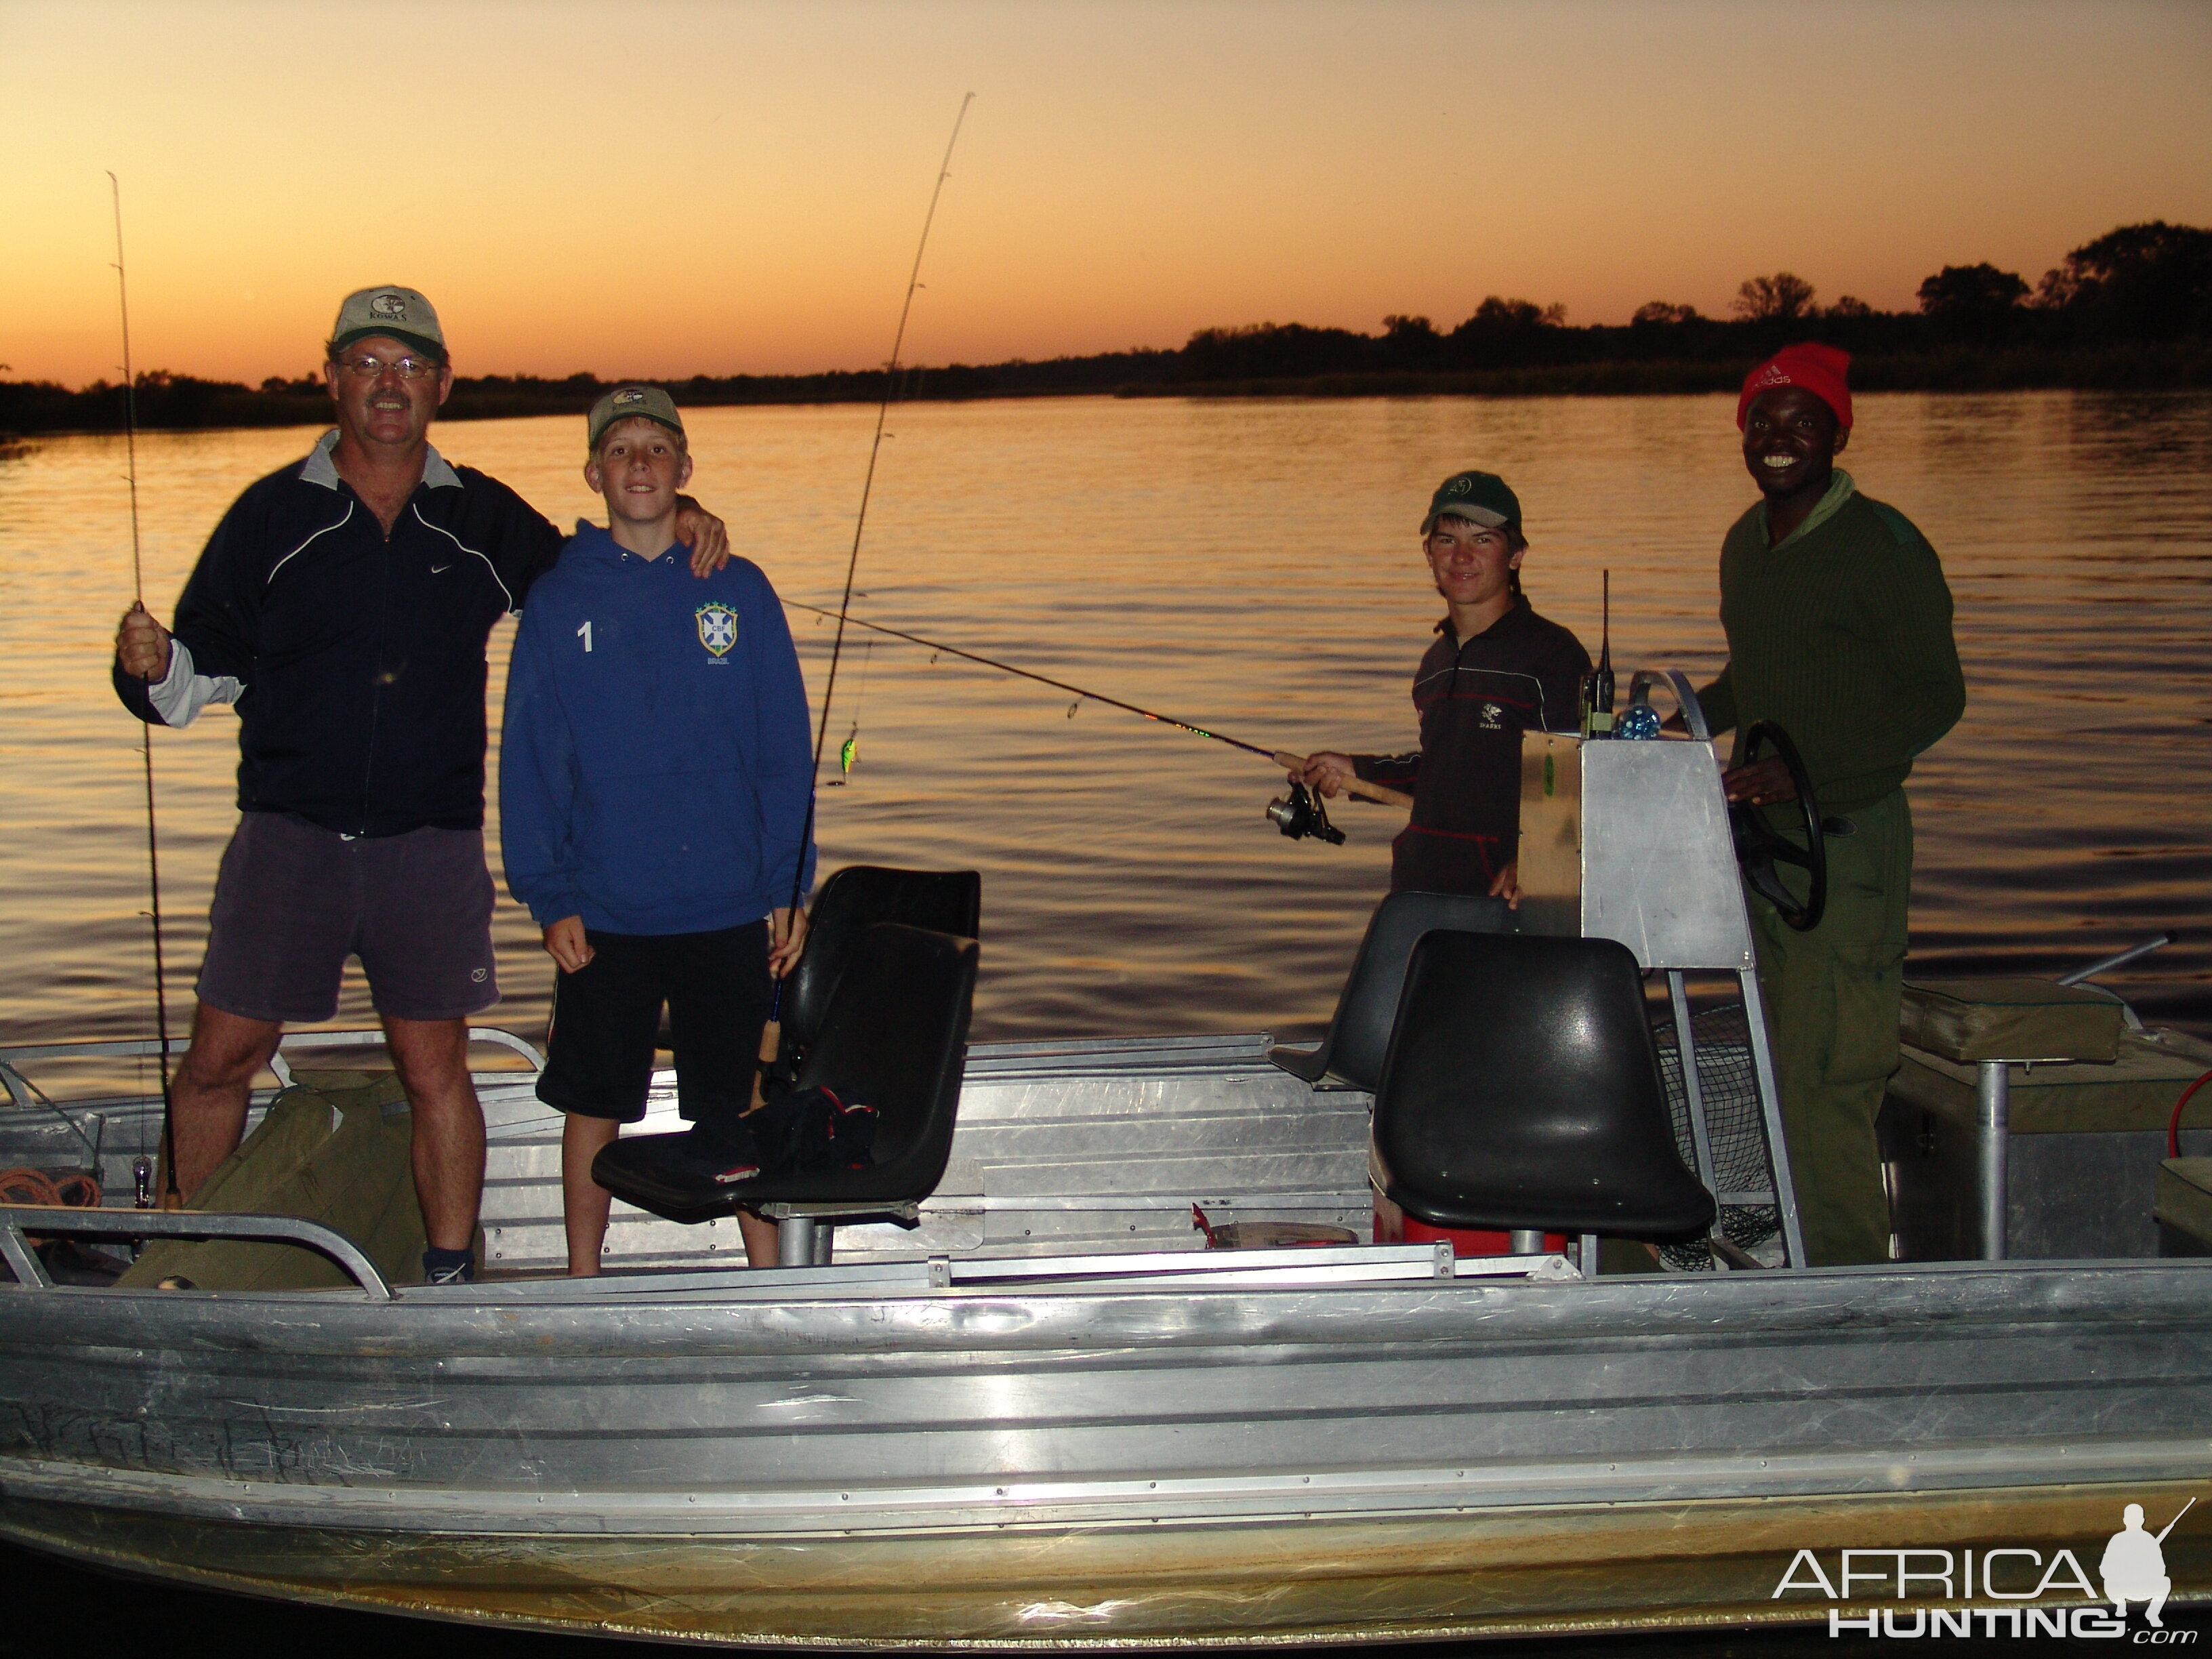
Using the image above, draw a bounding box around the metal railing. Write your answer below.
[0,1203,393,1300]
[0,1026,545,1109]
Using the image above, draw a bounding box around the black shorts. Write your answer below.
[197,812,498,1023]
[537,922,771,1124]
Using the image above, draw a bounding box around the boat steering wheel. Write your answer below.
[1730,721,1826,933]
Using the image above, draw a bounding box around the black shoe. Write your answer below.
[422,1247,476,1285]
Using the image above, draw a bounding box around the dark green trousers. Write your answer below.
[1748,788,1913,1267]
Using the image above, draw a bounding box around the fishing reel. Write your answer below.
[1265,780,1345,846]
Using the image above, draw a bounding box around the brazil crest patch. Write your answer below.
[695,603,739,658]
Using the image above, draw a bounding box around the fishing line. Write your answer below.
[109,171,176,1207]
[828,640,874,783]
[789,90,972,903]
[781,598,1281,759]
[754,94,974,1104]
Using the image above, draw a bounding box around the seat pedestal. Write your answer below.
[758,1200,922,1266]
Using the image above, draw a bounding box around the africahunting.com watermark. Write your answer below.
[1772,1499,2196,1641]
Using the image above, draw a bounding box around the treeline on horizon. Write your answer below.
[5,220,2208,438]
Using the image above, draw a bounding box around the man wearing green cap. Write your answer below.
[109,285,734,1284]
[1300,471,1591,901]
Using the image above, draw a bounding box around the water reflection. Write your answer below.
[0,391,2203,1096]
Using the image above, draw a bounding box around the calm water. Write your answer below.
[1,390,2208,1090]
[0,390,2209,1643]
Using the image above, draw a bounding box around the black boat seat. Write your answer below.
[1370,930,1716,1242]
[1269,890,1514,1092]
[770,865,981,1091]
[596,923,979,1256]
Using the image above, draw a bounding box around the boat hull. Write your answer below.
[5,1261,2210,1645]
[5,1482,2203,1647]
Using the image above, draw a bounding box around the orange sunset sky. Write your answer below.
[5,0,2209,389]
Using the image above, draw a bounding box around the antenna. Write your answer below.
[1599,569,1611,673]
[1582,567,1616,737]
[108,170,177,1206]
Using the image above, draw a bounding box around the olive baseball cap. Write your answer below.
[1422,470,1522,535]
[329,285,447,362]
[587,384,686,453]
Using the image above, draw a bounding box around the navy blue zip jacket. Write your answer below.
[499,524,816,935]
[112,432,564,836]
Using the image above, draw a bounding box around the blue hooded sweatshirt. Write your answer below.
[499,523,815,935]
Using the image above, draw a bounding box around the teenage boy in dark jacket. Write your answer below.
[1702,344,1965,1266]
[110,287,731,1284]
[1300,470,1590,902]
[500,387,815,1275]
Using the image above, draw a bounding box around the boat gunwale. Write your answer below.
[7,1254,2212,1359]
[6,1432,2209,1535]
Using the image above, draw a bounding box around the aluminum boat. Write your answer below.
[3,704,2206,1647]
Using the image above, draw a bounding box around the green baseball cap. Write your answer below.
[329,285,447,362]
[587,385,686,453]
[1422,470,1521,535]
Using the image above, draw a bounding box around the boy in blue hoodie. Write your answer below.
[501,386,815,1275]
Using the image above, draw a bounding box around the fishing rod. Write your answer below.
[108,171,176,1208]
[794,89,971,853]
[785,598,1275,756]
[752,94,976,1106]
[780,597,1412,825]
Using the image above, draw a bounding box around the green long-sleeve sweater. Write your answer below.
[1698,472,1965,812]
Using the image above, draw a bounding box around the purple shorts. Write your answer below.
[196,812,499,1024]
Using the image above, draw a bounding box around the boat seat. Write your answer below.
[1269,890,1513,1092]
[1900,978,2126,1065]
[1370,930,1716,1242]
[768,865,981,1093]
[595,924,979,1261]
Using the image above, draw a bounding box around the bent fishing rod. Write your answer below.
[109,171,178,1208]
[753,94,976,1103]
[792,90,971,897]
[781,596,1413,819]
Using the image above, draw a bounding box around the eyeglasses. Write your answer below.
[333,352,442,381]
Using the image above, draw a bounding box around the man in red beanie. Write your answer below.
[1696,344,1965,1266]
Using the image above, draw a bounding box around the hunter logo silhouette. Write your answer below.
[2102,1498,2191,1627]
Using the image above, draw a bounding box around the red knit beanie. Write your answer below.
[1736,343,1853,430]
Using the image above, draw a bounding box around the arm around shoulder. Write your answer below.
[473,471,568,609]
